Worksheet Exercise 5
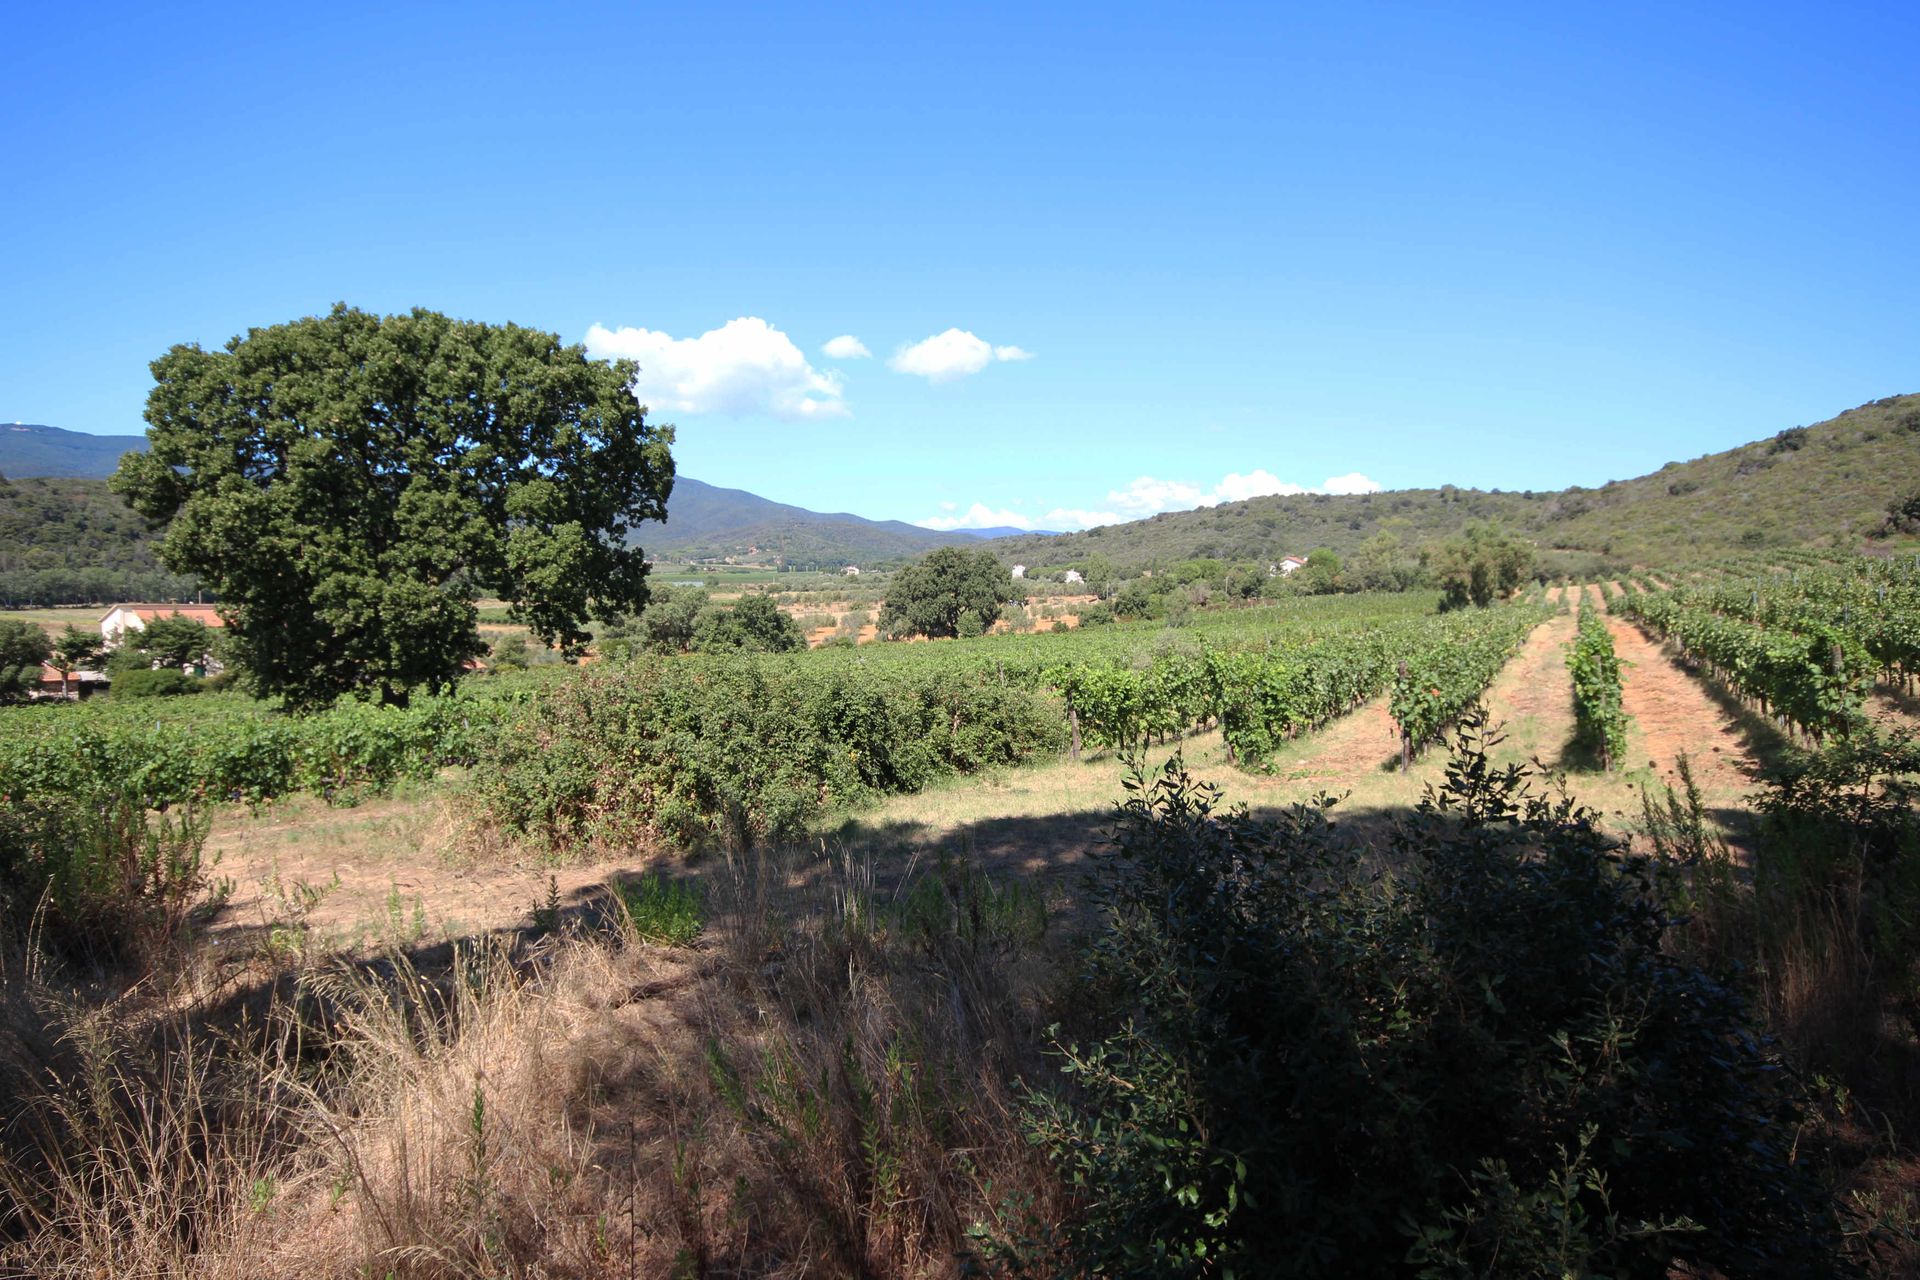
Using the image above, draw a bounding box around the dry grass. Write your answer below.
[0,834,1060,1278]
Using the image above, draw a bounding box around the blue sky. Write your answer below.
[5,2,1916,531]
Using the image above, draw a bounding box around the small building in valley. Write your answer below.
[1276,556,1308,576]
[1011,564,1026,580]
[842,565,862,577]
[1063,569,1084,584]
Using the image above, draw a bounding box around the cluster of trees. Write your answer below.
[599,586,806,658]
[0,569,205,609]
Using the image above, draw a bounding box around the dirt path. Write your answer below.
[1480,608,1579,767]
[1266,696,1406,784]
[1604,616,1766,799]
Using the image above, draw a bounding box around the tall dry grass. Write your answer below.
[0,838,1063,1278]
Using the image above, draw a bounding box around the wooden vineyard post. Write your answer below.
[1398,659,1412,772]
[1069,705,1081,760]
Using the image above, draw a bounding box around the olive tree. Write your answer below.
[112,305,675,706]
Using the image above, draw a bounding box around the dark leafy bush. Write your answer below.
[470,657,1066,853]
[108,667,204,698]
[1011,715,1846,1278]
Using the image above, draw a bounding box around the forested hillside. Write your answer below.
[0,476,198,605]
[988,394,1920,570]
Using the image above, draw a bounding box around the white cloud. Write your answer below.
[584,317,848,420]
[915,503,1038,532]
[1214,469,1309,502]
[821,334,871,359]
[1320,471,1383,495]
[914,504,1123,533]
[1102,469,1382,517]
[889,329,1034,382]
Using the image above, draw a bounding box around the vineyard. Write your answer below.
[1617,553,1920,741]
[1566,606,1628,769]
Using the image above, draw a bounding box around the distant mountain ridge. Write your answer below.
[626,477,973,564]
[0,424,980,566]
[0,424,146,479]
[9,396,1916,577]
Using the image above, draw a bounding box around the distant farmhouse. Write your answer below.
[1011,564,1026,580]
[1063,569,1084,584]
[1276,555,1308,576]
[100,603,225,645]
[843,565,861,577]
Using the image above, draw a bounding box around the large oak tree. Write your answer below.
[880,546,1018,639]
[112,305,674,707]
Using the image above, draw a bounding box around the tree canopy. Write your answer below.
[880,546,1018,639]
[111,305,675,706]
[1431,521,1535,609]
[0,620,51,702]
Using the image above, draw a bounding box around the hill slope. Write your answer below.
[0,424,147,479]
[986,394,1920,569]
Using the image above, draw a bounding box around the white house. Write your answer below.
[1276,556,1308,576]
[842,565,861,577]
[1011,564,1026,580]
[100,603,226,646]
[1063,569,1084,584]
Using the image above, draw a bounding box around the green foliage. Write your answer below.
[0,791,218,966]
[691,593,806,653]
[629,584,710,654]
[110,304,676,708]
[1619,580,1871,741]
[488,634,530,670]
[49,624,103,694]
[110,667,205,698]
[0,689,511,811]
[1298,546,1344,594]
[0,476,204,606]
[615,873,705,946]
[0,619,51,702]
[880,546,1018,639]
[1431,520,1535,609]
[1566,608,1629,769]
[128,614,216,667]
[1012,723,1846,1278]
[1389,603,1545,754]
[470,657,1066,853]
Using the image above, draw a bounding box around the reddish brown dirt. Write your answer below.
[1604,614,1763,798]
[1483,609,1579,752]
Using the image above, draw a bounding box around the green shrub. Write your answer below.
[0,793,219,966]
[469,657,1065,854]
[1008,716,1845,1278]
[614,873,704,946]
[110,667,204,698]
